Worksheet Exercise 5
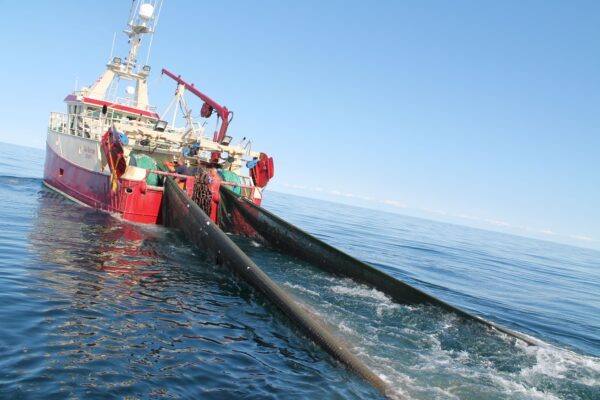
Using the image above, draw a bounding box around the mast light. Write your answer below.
[221,136,233,146]
[139,4,155,21]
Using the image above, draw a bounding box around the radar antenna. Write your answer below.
[123,0,163,75]
[86,1,164,110]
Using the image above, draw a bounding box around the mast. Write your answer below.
[86,1,163,110]
[123,1,161,75]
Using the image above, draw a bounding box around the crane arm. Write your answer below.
[161,68,230,143]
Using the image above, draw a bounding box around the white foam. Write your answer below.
[489,373,562,400]
[375,301,401,318]
[282,282,321,297]
[425,386,461,400]
[337,321,355,335]
[518,340,600,386]
[330,284,391,303]
[279,265,599,399]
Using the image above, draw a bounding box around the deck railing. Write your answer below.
[147,169,258,200]
[222,180,258,200]
[112,96,158,113]
[235,176,257,199]
[48,112,115,140]
[70,90,158,113]
[48,111,188,141]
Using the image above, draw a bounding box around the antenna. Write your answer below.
[109,32,117,62]
[122,0,163,74]
[145,0,164,66]
[89,1,163,104]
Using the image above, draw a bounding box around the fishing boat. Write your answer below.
[42,2,540,398]
[43,0,274,224]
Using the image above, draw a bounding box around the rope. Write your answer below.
[105,132,118,192]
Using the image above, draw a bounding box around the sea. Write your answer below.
[0,142,598,399]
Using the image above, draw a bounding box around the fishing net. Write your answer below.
[129,153,159,186]
[218,170,242,195]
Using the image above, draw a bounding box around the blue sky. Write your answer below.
[0,1,598,250]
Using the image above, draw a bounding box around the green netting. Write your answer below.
[130,153,159,186]
[219,170,242,195]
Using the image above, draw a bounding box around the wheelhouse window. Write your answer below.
[86,107,100,118]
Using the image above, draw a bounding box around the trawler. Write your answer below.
[44,0,274,224]
[42,3,539,398]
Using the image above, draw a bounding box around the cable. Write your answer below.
[144,0,164,65]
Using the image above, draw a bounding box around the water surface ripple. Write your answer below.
[0,143,598,399]
[0,148,376,399]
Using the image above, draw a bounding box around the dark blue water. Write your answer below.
[0,142,598,399]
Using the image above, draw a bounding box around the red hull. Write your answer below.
[43,144,163,224]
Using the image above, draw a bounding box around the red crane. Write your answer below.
[161,68,231,144]
[161,68,274,188]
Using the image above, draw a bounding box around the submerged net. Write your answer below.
[217,187,538,346]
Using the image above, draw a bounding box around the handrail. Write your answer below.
[147,169,195,196]
[70,91,158,113]
[220,179,258,200]
[220,182,255,189]
[147,169,189,180]
[48,111,190,140]
[147,169,256,190]
[111,96,158,112]
[146,168,258,200]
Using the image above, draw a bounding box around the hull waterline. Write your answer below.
[43,142,163,224]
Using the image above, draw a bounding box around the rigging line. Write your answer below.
[148,71,164,88]
[214,115,221,139]
[145,35,154,66]
[178,97,187,121]
[154,0,164,30]
[109,32,117,62]
[127,0,136,27]
[145,0,164,65]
